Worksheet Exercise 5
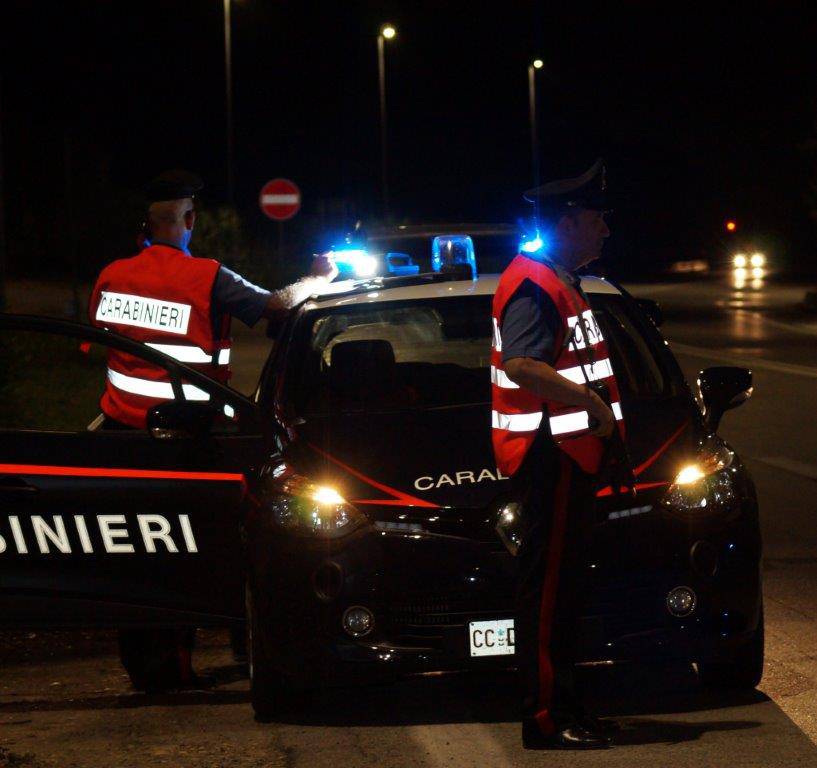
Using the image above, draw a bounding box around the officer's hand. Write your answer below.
[587,391,616,438]
[310,252,339,282]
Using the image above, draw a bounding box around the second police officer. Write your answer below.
[88,170,338,690]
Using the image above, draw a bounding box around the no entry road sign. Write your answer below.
[259,178,301,221]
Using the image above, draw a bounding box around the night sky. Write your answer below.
[2,2,816,278]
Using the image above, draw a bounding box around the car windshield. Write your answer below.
[281,292,677,416]
[284,296,494,415]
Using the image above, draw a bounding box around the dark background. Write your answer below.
[1,1,816,282]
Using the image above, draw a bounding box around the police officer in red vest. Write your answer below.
[491,160,626,749]
[89,170,337,690]
[90,169,337,429]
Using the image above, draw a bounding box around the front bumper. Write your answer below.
[246,495,762,685]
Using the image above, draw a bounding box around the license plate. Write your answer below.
[469,619,515,657]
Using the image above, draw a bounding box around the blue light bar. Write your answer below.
[331,248,378,278]
[431,235,477,279]
[386,252,420,276]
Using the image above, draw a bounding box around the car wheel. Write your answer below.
[699,602,764,690]
[246,582,293,721]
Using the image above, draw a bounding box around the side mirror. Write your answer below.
[636,298,663,328]
[698,366,752,431]
[147,401,220,440]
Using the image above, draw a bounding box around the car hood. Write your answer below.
[284,397,700,515]
[287,404,508,511]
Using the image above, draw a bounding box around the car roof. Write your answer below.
[304,274,622,311]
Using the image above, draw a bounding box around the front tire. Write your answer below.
[699,603,764,690]
[246,583,314,720]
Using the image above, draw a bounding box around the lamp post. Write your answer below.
[223,0,235,204]
[0,75,6,311]
[377,24,396,221]
[528,58,544,189]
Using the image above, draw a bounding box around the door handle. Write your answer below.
[0,477,40,495]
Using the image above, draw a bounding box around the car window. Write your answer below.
[283,296,494,414]
[0,328,242,433]
[588,295,677,398]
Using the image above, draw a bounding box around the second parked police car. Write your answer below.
[0,251,761,720]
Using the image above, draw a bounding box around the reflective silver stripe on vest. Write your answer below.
[491,410,542,432]
[557,357,613,384]
[107,369,210,401]
[490,365,519,389]
[95,291,191,335]
[145,343,230,365]
[549,401,624,436]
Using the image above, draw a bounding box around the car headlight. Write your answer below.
[264,467,366,538]
[733,253,747,268]
[660,442,739,517]
[750,252,765,268]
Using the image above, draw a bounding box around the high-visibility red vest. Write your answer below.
[491,254,625,476]
[88,244,232,428]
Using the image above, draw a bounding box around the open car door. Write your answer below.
[0,314,271,629]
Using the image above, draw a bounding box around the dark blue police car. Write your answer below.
[0,260,761,720]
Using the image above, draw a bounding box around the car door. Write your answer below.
[0,314,271,628]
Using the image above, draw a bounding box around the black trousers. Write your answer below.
[515,443,597,734]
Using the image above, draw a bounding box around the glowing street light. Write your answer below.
[726,220,737,232]
[377,24,397,220]
[528,58,544,188]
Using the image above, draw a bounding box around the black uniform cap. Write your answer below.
[523,158,608,211]
[145,169,204,203]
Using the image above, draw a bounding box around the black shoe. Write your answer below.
[579,712,620,736]
[522,719,610,750]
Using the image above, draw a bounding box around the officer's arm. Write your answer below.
[504,357,615,437]
[261,253,339,318]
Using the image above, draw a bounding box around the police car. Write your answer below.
[0,242,761,720]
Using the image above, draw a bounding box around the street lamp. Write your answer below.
[223,0,235,204]
[377,24,397,220]
[528,58,544,189]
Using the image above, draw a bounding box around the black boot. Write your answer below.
[522,718,611,750]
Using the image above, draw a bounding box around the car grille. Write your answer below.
[388,594,512,628]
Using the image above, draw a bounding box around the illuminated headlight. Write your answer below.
[661,442,738,517]
[265,472,365,538]
[733,253,747,268]
[750,252,765,268]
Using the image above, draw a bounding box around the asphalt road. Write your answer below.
[3,274,817,766]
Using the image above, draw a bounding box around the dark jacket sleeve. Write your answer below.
[500,279,561,366]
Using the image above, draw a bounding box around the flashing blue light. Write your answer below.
[331,248,378,278]
[431,235,477,279]
[520,230,549,255]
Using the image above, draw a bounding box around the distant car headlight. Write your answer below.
[660,441,740,518]
[750,253,765,268]
[263,466,366,538]
[733,254,747,268]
